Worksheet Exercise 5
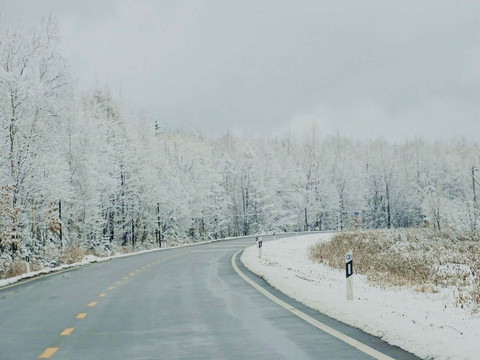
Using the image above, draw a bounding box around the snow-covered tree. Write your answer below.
[0,16,70,260]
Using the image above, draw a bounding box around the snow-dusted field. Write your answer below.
[241,233,479,360]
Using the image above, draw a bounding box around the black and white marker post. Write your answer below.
[256,236,263,259]
[25,255,31,273]
[346,251,353,301]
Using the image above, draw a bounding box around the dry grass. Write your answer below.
[29,260,43,272]
[60,246,87,265]
[308,229,480,311]
[5,260,27,278]
[0,258,44,280]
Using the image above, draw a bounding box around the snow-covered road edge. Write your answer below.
[0,237,229,289]
[241,233,479,360]
[0,231,306,289]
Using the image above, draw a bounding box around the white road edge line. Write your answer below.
[190,249,232,253]
[210,245,246,248]
[231,249,396,360]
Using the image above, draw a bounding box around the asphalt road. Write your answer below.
[0,234,421,360]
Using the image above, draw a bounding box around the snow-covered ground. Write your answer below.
[241,233,479,360]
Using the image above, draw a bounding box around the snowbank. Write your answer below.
[241,233,480,360]
[0,238,222,289]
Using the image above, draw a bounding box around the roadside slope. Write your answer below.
[241,233,479,360]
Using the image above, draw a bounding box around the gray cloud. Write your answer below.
[3,0,480,141]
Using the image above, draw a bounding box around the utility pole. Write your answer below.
[157,202,162,248]
[304,207,308,231]
[473,167,477,204]
[471,167,480,231]
[59,199,62,248]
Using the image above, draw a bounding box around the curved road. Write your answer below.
[0,235,421,359]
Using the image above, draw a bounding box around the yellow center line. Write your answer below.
[38,347,58,358]
[60,328,74,336]
[34,254,189,360]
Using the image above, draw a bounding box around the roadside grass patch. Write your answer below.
[308,229,480,311]
[59,246,87,265]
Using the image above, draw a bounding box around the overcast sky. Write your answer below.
[2,0,480,142]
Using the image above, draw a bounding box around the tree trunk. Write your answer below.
[304,207,308,231]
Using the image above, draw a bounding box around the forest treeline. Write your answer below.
[1,17,479,275]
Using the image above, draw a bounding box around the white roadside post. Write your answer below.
[346,251,353,301]
[103,235,111,258]
[257,236,263,259]
[25,255,31,273]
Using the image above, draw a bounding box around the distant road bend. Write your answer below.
[0,234,421,359]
